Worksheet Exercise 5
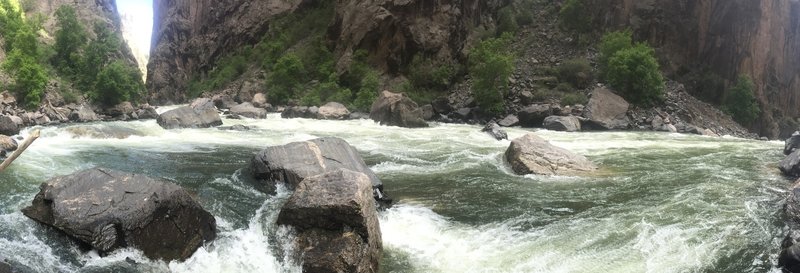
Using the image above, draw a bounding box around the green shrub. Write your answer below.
[722,75,760,125]
[598,30,633,79]
[408,55,456,91]
[268,53,306,104]
[5,53,47,109]
[352,70,380,111]
[555,82,574,93]
[497,7,518,35]
[605,43,664,105]
[91,60,143,106]
[556,58,593,89]
[53,5,87,75]
[559,0,591,33]
[561,92,588,105]
[469,33,515,115]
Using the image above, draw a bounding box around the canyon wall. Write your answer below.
[591,0,800,137]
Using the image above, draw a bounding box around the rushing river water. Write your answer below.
[0,112,791,273]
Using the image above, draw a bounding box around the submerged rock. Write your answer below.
[482,121,508,140]
[251,137,391,206]
[65,125,144,139]
[278,169,382,273]
[583,87,630,130]
[369,90,428,128]
[157,98,222,129]
[21,168,216,261]
[543,115,581,132]
[505,133,597,175]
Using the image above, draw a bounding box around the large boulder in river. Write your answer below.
[251,137,391,205]
[780,181,800,272]
[583,87,630,130]
[230,102,267,119]
[369,91,428,128]
[157,98,222,129]
[0,116,19,136]
[543,115,581,132]
[505,133,597,175]
[317,102,351,120]
[278,169,382,273]
[781,150,800,177]
[21,168,216,261]
[518,104,553,127]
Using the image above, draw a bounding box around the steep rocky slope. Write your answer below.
[146,0,507,105]
[588,0,800,138]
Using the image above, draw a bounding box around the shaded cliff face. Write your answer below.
[146,0,505,104]
[591,0,800,138]
[146,0,303,104]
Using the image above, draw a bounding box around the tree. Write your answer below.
[605,43,665,105]
[559,0,591,33]
[53,5,87,75]
[92,60,143,106]
[469,33,514,115]
[268,53,306,104]
[723,75,760,125]
[598,30,633,79]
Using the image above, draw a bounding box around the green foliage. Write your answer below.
[407,55,456,91]
[555,58,593,89]
[598,30,633,78]
[561,92,588,106]
[469,33,515,115]
[20,0,35,12]
[687,69,725,104]
[53,5,87,75]
[3,50,46,109]
[605,43,664,105]
[497,6,518,36]
[91,60,143,106]
[352,70,380,112]
[559,0,591,33]
[722,75,760,125]
[268,53,306,104]
[555,82,574,93]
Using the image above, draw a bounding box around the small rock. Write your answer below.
[317,102,350,120]
[230,102,267,119]
[505,133,597,176]
[498,114,519,127]
[421,104,435,121]
[543,116,581,132]
[482,121,508,140]
[252,93,268,108]
[0,116,19,136]
[518,104,553,127]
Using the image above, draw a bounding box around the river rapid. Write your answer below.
[0,112,790,273]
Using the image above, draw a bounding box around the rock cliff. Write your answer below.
[589,0,800,138]
[146,0,507,104]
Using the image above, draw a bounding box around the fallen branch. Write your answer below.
[0,130,40,172]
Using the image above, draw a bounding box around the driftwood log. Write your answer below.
[0,130,40,172]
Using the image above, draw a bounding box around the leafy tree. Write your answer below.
[0,0,25,51]
[723,75,760,125]
[352,70,380,112]
[497,6,518,35]
[3,49,47,109]
[469,33,514,115]
[268,53,306,104]
[53,5,87,75]
[91,60,143,106]
[598,30,633,79]
[605,43,664,105]
[559,0,591,33]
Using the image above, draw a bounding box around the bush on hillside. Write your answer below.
[722,75,760,125]
[559,0,591,33]
[268,53,306,105]
[92,60,143,106]
[555,58,593,89]
[469,33,515,115]
[497,6,518,36]
[53,5,87,75]
[598,30,633,79]
[605,43,664,105]
[4,51,47,109]
[352,70,380,112]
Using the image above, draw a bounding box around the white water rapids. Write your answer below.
[0,113,790,273]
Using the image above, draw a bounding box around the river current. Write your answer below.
[0,111,790,273]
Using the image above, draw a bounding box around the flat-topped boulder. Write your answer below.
[278,169,381,273]
[543,115,581,132]
[369,90,428,128]
[21,168,216,261]
[230,102,267,119]
[317,102,351,120]
[157,98,222,129]
[505,133,597,175]
[251,137,390,205]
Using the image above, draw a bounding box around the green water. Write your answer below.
[0,113,789,273]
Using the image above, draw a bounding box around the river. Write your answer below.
[0,112,790,273]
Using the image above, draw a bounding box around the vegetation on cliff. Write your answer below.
[722,75,760,125]
[470,34,515,115]
[599,30,664,106]
[0,1,143,109]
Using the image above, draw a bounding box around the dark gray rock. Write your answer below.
[786,132,800,155]
[0,116,19,136]
[105,101,135,118]
[421,104,435,120]
[136,105,159,120]
[68,104,99,122]
[781,150,800,177]
[369,91,428,128]
[482,121,508,140]
[431,97,453,115]
[251,137,391,206]
[278,170,382,273]
[157,99,222,129]
[518,104,553,127]
[0,257,10,273]
[781,181,800,273]
[451,108,472,121]
[21,168,216,261]
[349,112,369,120]
[583,87,630,130]
[218,124,251,131]
[281,106,311,119]
[212,94,238,109]
[505,133,597,175]
[230,102,267,119]
[0,135,17,160]
[543,116,581,132]
[498,114,519,127]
